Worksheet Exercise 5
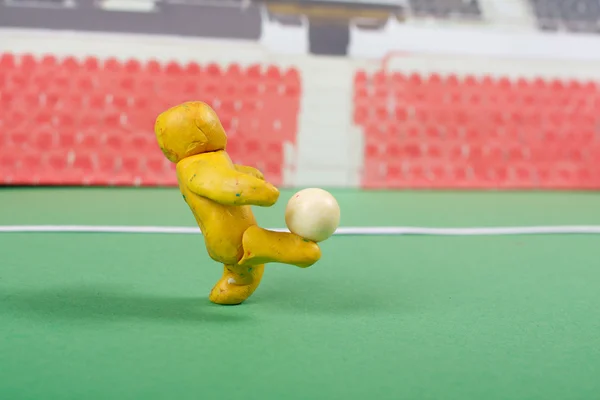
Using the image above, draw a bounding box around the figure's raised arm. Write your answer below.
[186,162,279,207]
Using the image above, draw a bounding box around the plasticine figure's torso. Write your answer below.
[177,151,263,265]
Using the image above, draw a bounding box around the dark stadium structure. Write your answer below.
[2,0,598,54]
[0,0,482,56]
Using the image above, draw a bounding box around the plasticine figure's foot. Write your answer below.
[238,225,321,268]
[209,264,265,305]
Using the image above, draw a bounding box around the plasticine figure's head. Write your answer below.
[154,101,227,163]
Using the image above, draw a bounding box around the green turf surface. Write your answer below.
[1,188,599,400]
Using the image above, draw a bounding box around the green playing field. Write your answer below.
[1,188,599,400]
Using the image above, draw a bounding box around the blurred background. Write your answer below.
[0,0,599,190]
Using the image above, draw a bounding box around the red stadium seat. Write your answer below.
[164,61,183,76]
[62,56,81,72]
[145,59,163,75]
[0,53,16,70]
[184,61,202,76]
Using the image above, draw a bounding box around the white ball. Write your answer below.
[285,188,340,242]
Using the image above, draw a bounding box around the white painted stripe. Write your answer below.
[1,225,600,236]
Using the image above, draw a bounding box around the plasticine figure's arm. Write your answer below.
[234,165,264,181]
[186,163,279,207]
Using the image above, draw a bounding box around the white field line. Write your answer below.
[1,225,600,236]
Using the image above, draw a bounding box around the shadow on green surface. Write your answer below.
[0,284,250,324]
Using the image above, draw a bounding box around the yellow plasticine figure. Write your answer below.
[154,101,322,305]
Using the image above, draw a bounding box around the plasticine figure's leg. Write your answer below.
[238,225,322,268]
[208,226,320,305]
[209,264,265,305]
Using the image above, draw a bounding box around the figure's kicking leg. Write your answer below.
[209,263,265,305]
[208,225,321,305]
[238,225,321,268]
